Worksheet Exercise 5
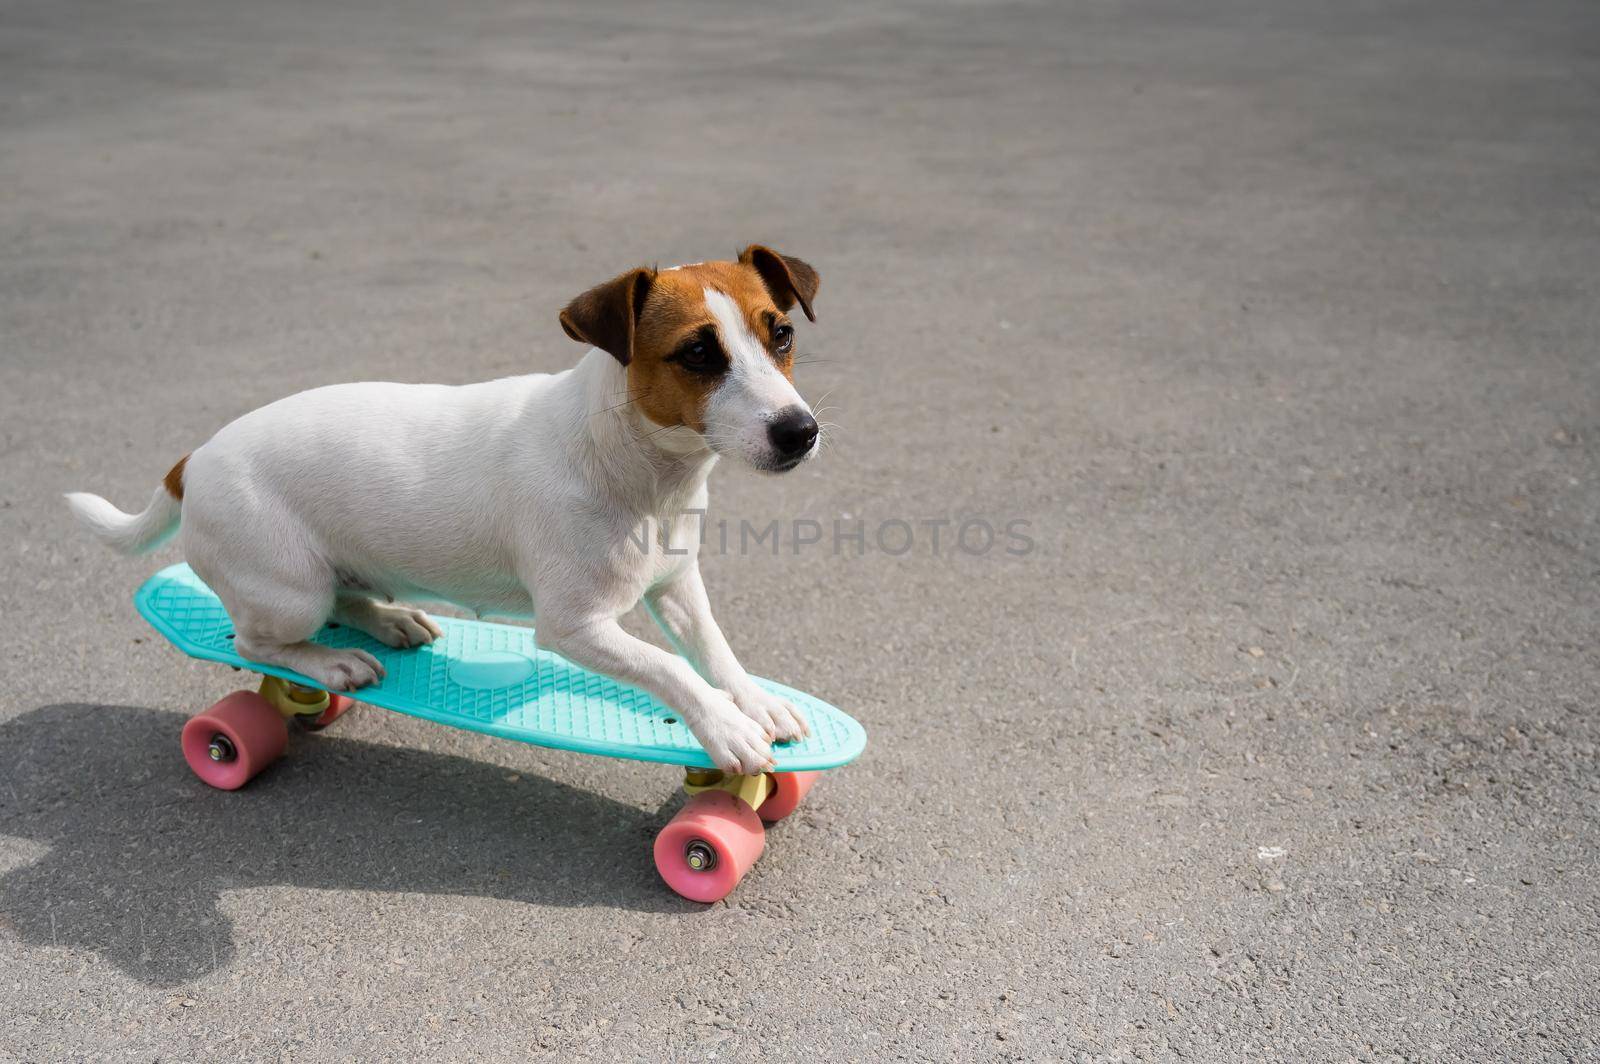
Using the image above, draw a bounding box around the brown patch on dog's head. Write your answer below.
[560,249,821,434]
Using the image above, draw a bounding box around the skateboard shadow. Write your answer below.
[0,703,691,987]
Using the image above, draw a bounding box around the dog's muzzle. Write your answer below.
[767,407,819,464]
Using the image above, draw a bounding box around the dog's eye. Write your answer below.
[673,336,725,374]
[773,323,794,354]
[672,329,726,374]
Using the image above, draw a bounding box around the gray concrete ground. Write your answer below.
[3,0,1598,1059]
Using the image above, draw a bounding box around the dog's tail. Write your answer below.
[64,455,188,556]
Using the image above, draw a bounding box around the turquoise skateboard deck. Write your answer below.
[135,563,866,772]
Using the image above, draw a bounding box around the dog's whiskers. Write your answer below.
[593,389,652,418]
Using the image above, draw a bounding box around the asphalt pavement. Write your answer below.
[3,0,1598,1059]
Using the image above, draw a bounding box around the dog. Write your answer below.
[67,245,823,775]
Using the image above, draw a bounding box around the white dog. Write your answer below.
[67,245,822,775]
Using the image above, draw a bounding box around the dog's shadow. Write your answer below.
[0,703,690,986]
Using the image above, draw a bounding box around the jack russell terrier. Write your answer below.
[67,245,823,776]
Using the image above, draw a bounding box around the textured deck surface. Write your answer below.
[135,564,865,770]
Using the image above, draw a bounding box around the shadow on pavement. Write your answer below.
[0,703,689,986]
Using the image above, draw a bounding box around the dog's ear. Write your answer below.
[739,245,819,323]
[559,267,657,366]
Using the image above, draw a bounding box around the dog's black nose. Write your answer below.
[768,407,819,459]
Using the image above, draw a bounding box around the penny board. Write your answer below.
[135,563,866,771]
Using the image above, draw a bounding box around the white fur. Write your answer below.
[700,287,813,471]
[64,485,182,554]
[66,336,814,773]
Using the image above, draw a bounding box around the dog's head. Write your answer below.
[560,245,821,473]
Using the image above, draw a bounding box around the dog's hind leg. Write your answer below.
[229,590,386,692]
[175,448,385,691]
[332,593,443,649]
[193,557,387,692]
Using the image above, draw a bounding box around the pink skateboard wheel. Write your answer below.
[654,791,766,902]
[298,692,352,731]
[181,690,289,790]
[758,770,821,823]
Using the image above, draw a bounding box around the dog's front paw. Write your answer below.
[686,692,775,775]
[729,683,811,744]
